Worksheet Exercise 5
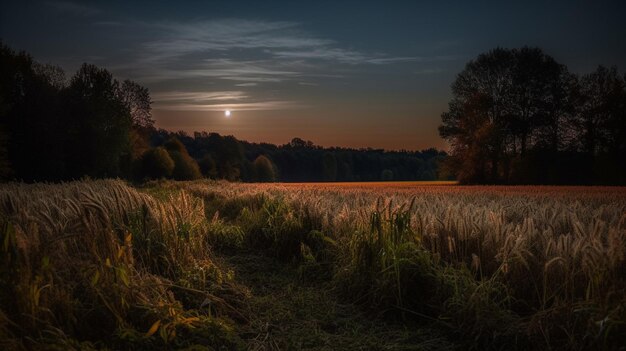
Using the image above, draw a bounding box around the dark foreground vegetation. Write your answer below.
[1,180,624,350]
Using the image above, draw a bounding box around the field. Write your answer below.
[1,180,625,350]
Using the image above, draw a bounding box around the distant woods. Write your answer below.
[3,42,623,184]
[440,47,626,184]
[0,42,444,183]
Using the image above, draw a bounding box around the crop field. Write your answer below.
[1,180,625,350]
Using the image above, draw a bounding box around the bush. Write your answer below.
[162,138,202,180]
[169,151,202,180]
[253,155,276,182]
[198,154,218,179]
[140,147,174,179]
[163,137,187,154]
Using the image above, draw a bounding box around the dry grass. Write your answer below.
[177,180,626,349]
[0,180,243,350]
[1,179,624,350]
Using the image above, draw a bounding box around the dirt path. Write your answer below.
[217,253,455,351]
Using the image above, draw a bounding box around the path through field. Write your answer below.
[218,252,455,351]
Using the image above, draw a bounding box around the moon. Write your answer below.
[224,110,231,117]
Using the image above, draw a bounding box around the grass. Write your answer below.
[0,179,625,350]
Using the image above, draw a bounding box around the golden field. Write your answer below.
[1,180,625,350]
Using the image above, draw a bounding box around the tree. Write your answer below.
[119,79,154,129]
[0,42,68,181]
[169,151,202,180]
[254,155,276,182]
[577,66,626,155]
[64,63,131,178]
[577,66,626,183]
[381,169,393,181]
[322,152,337,181]
[140,147,174,179]
[198,153,218,179]
[164,137,202,180]
[439,47,576,183]
[0,124,11,180]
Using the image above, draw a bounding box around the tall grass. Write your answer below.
[1,179,624,349]
[0,180,243,349]
[178,180,626,349]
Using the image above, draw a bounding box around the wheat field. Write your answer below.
[1,179,625,350]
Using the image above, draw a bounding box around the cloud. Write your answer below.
[151,90,302,111]
[155,100,301,112]
[123,58,300,83]
[116,18,450,112]
[152,91,248,102]
[141,19,330,62]
[46,1,101,16]
[138,19,415,67]
[271,48,418,65]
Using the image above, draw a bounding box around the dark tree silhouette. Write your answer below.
[64,64,132,178]
[140,147,174,179]
[198,153,218,179]
[119,79,154,129]
[253,155,276,182]
[164,137,202,180]
[441,47,626,184]
[1,42,66,181]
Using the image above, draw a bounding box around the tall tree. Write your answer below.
[577,66,626,155]
[64,64,131,178]
[119,79,154,129]
[440,47,578,183]
[0,42,66,181]
[439,48,516,183]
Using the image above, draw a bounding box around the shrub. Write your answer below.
[253,155,276,182]
[169,151,202,180]
[140,147,174,179]
[163,138,202,180]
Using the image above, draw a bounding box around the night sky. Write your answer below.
[2,1,625,150]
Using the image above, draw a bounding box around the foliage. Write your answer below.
[176,180,626,350]
[440,47,626,184]
[0,180,245,349]
[140,147,175,180]
[165,138,202,181]
[253,155,276,182]
[1,179,625,349]
[163,131,447,183]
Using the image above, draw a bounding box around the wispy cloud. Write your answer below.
[114,18,454,112]
[46,1,101,17]
[271,49,416,65]
[124,58,300,83]
[137,19,416,68]
[152,91,248,102]
[157,101,301,111]
[142,20,331,60]
[151,90,301,111]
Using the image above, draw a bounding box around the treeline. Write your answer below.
[440,47,626,184]
[0,42,445,183]
[152,131,446,182]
